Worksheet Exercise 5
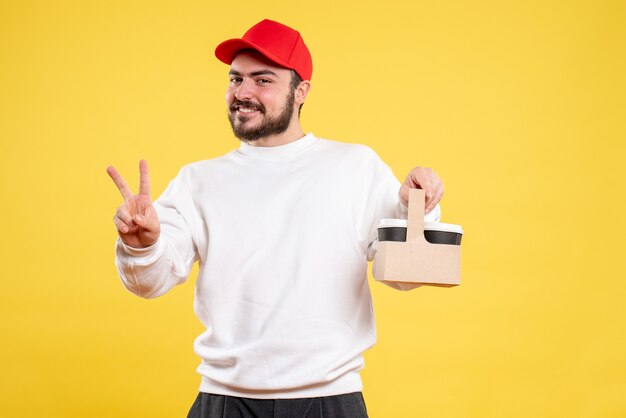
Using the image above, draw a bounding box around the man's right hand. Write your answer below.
[106,160,161,248]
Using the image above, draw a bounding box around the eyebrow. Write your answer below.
[228,69,279,77]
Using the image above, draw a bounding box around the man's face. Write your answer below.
[226,50,297,142]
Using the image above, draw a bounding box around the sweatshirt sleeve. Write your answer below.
[115,168,200,299]
[364,154,441,291]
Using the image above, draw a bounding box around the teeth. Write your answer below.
[238,107,256,113]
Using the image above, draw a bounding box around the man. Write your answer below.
[107,19,443,417]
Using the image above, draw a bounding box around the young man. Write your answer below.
[108,19,443,417]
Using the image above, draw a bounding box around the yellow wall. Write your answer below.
[1,1,625,417]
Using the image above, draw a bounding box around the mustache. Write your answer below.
[229,100,265,113]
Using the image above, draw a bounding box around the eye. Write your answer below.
[257,78,271,85]
[230,76,243,84]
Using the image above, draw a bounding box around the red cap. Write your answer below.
[215,19,313,81]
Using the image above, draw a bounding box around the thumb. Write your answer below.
[399,184,409,207]
[133,214,152,229]
[134,213,160,234]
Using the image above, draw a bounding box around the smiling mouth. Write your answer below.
[237,107,258,114]
[230,101,264,115]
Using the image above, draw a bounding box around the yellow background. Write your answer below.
[1,1,625,417]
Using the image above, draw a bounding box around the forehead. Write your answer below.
[230,50,291,78]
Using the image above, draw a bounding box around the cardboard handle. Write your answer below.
[406,188,426,242]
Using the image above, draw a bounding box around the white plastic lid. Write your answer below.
[424,221,464,235]
[378,219,463,234]
[378,218,407,228]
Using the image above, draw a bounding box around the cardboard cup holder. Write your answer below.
[373,189,463,287]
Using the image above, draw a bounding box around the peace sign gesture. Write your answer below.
[106,160,161,248]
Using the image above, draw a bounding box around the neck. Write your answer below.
[244,119,305,148]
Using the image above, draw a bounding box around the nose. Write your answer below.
[235,78,254,101]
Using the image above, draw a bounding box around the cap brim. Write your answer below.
[215,38,293,72]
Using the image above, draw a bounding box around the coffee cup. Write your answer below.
[378,219,463,245]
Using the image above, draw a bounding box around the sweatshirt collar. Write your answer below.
[235,133,317,160]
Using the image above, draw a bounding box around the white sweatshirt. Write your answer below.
[115,133,440,399]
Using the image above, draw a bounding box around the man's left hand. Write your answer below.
[399,167,444,214]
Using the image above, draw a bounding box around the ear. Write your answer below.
[295,81,311,105]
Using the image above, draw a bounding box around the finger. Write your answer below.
[113,215,130,234]
[138,160,150,197]
[116,205,134,226]
[107,166,134,200]
[411,172,433,202]
[426,181,444,213]
[426,173,439,208]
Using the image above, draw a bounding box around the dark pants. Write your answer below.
[187,392,369,418]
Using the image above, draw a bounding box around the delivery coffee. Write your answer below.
[378,219,463,245]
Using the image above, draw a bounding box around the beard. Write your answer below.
[228,89,295,142]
